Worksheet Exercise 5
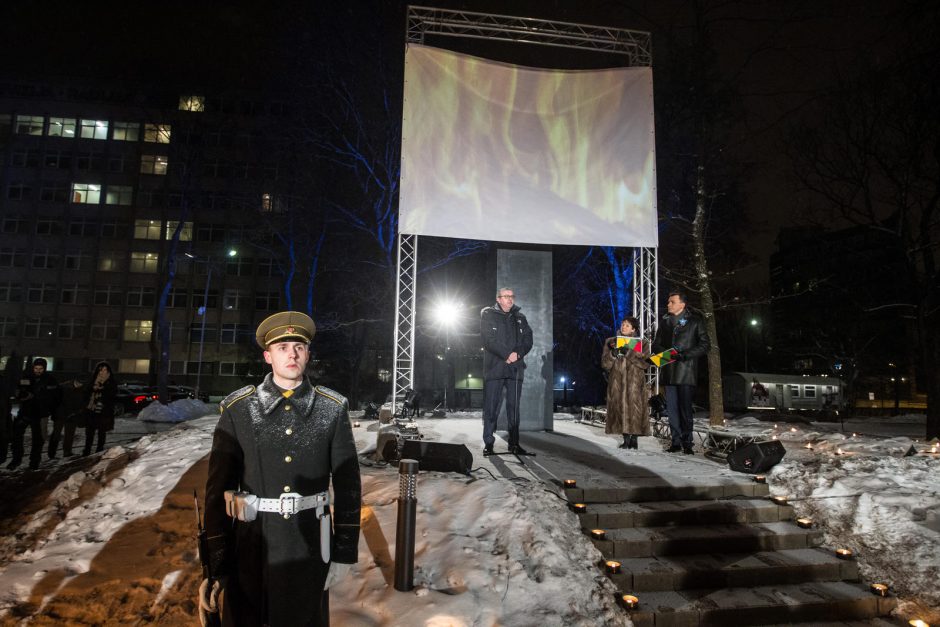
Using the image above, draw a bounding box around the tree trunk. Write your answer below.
[691,163,725,425]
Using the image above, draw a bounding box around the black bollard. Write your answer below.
[394,458,419,591]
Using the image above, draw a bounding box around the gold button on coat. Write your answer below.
[284,455,292,463]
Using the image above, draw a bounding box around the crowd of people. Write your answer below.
[1,357,118,471]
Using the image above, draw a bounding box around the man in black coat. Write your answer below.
[201,311,361,627]
[652,292,711,454]
[480,287,534,455]
[8,357,60,470]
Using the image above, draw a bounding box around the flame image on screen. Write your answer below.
[399,44,658,247]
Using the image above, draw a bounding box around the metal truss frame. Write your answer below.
[633,246,659,393]
[406,6,652,65]
[392,233,418,410]
[392,6,657,411]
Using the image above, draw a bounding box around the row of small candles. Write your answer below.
[574,474,926,623]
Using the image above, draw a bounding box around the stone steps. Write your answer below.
[626,581,897,627]
[570,481,896,625]
[608,547,858,591]
[576,498,792,529]
[592,521,823,558]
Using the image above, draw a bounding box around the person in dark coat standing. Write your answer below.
[0,351,20,465]
[201,311,361,627]
[652,292,711,454]
[601,317,650,449]
[8,357,60,470]
[49,378,86,458]
[480,287,534,456]
[82,361,117,456]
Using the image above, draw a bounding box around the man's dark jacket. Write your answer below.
[480,304,534,381]
[204,374,361,627]
[652,308,711,386]
[19,370,60,419]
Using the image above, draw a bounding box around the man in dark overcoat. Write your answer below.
[8,357,60,470]
[480,287,534,455]
[652,291,710,454]
[201,311,361,626]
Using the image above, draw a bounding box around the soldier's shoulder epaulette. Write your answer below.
[315,385,347,408]
[220,385,256,412]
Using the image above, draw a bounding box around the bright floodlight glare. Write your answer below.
[560,376,566,383]
[432,301,461,326]
[750,318,759,326]
[228,249,238,257]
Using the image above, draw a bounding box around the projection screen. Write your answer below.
[399,44,658,247]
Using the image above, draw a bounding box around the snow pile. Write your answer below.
[333,469,627,626]
[138,398,219,423]
[769,450,939,609]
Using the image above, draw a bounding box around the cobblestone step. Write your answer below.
[576,498,793,529]
[607,548,858,592]
[565,480,769,504]
[591,522,823,558]
[624,581,897,627]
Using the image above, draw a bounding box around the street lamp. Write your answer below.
[744,318,759,372]
[185,249,237,400]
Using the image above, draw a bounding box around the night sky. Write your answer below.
[1,0,932,279]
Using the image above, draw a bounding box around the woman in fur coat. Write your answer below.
[601,316,650,449]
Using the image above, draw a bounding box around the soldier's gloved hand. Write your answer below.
[198,577,225,626]
[324,562,352,589]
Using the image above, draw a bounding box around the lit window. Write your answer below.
[48,117,77,137]
[140,154,168,175]
[105,185,133,205]
[112,121,140,141]
[130,251,159,273]
[118,358,150,374]
[123,320,153,342]
[97,252,124,272]
[144,123,171,143]
[80,119,109,140]
[261,192,272,212]
[165,220,193,241]
[71,183,101,204]
[179,95,206,112]
[15,115,44,135]
[134,219,162,240]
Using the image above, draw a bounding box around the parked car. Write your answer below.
[164,385,209,403]
[114,383,158,416]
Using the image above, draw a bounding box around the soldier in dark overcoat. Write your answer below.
[201,311,361,627]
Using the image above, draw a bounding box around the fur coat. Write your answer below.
[601,339,650,435]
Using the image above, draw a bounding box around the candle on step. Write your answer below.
[590,529,606,540]
[571,503,586,513]
[620,594,639,609]
[753,475,766,483]
[869,583,888,597]
[796,517,813,528]
[835,548,854,559]
[563,479,577,488]
[605,560,621,574]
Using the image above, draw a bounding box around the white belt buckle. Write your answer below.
[279,492,302,518]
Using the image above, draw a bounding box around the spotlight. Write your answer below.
[432,300,461,327]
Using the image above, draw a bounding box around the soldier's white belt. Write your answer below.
[223,490,332,562]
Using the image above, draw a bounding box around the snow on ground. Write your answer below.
[3,405,937,625]
[0,413,627,626]
[137,399,219,423]
[713,412,940,618]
